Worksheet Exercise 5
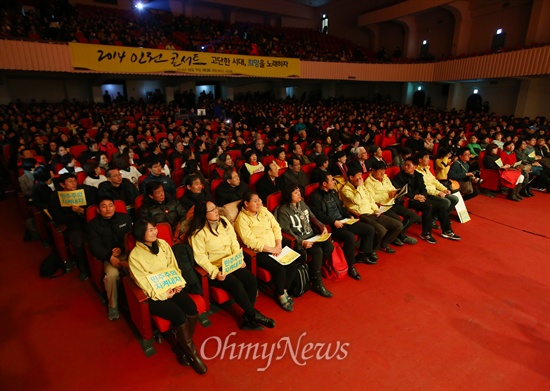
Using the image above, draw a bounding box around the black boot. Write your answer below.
[311,271,333,298]
[252,310,275,328]
[507,185,521,202]
[174,316,208,374]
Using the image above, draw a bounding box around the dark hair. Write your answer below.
[33,165,50,182]
[238,190,259,210]
[317,171,332,186]
[148,141,159,153]
[133,218,155,243]
[282,183,301,204]
[146,157,162,169]
[244,149,257,163]
[503,141,514,150]
[458,147,470,156]
[401,147,413,156]
[371,160,387,171]
[274,147,285,160]
[514,139,525,149]
[83,159,99,176]
[61,153,74,166]
[314,154,329,167]
[367,145,379,155]
[185,200,227,237]
[59,173,76,184]
[217,153,230,167]
[87,141,98,149]
[485,143,499,155]
[21,158,37,171]
[97,195,115,206]
[113,153,130,170]
[347,164,362,177]
[185,174,201,187]
[223,167,237,181]
[436,147,449,159]
[145,180,163,196]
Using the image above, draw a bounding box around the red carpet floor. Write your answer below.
[0,193,549,390]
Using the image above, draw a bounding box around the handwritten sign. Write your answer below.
[58,189,87,207]
[222,250,244,275]
[69,43,301,77]
[147,268,185,295]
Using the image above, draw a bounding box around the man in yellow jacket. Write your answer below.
[340,165,403,253]
[365,160,419,246]
[416,151,458,229]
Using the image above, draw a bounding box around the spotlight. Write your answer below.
[417,86,422,91]
[201,46,205,50]
[135,2,144,10]
[496,28,502,35]
[473,89,479,94]
[422,40,427,45]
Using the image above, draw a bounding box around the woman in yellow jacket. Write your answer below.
[235,191,298,312]
[129,218,207,374]
[186,200,275,330]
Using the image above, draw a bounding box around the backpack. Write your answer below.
[288,262,310,298]
[322,242,348,281]
[39,252,65,279]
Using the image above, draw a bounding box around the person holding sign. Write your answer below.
[128,219,207,374]
[187,201,276,330]
[48,173,98,281]
[276,184,334,298]
[309,172,377,280]
[235,191,298,311]
[483,143,524,201]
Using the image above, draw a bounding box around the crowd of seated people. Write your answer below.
[2,2,545,63]
[1,95,548,373]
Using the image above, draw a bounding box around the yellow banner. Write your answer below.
[69,43,300,77]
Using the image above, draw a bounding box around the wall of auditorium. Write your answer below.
[126,79,164,100]
[451,79,522,115]
[5,75,91,103]
[70,0,134,10]
[378,22,405,54]
[414,8,455,58]
[321,0,372,46]
[468,0,533,53]
[186,4,225,21]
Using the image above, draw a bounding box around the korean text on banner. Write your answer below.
[58,189,87,207]
[147,268,185,295]
[69,43,301,77]
[222,250,244,275]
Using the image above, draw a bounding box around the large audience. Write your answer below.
[2,2,544,63]
[1,95,549,374]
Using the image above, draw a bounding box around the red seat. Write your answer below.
[176,186,186,200]
[386,166,400,180]
[76,171,87,185]
[479,151,501,191]
[301,162,316,180]
[210,179,224,199]
[266,191,282,212]
[304,183,319,203]
[226,149,242,162]
[249,172,263,191]
[172,168,184,187]
[262,155,275,166]
[382,150,392,165]
[200,154,210,177]
[69,145,87,159]
[135,195,144,212]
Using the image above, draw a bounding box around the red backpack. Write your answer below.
[322,242,348,281]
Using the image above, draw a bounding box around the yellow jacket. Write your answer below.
[435,157,451,180]
[340,181,379,216]
[235,207,282,252]
[416,165,447,196]
[189,216,241,279]
[129,239,185,301]
[364,174,396,205]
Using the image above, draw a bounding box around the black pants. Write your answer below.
[360,214,403,249]
[148,290,198,327]
[407,200,435,234]
[386,204,420,239]
[210,267,257,318]
[65,227,88,272]
[299,239,334,280]
[332,221,374,265]
[256,252,298,296]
